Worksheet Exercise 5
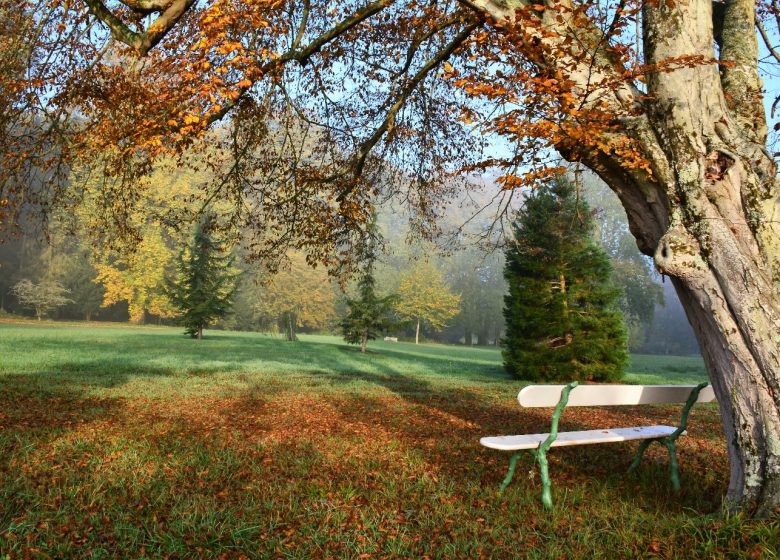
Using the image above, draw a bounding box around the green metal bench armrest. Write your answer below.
[538,381,579,451]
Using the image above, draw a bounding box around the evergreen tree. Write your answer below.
[503,179,627,382]
[583,175,665,351]
[166,216,237,339]
[340,264,396,352]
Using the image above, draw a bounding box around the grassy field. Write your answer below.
[0,321,777,559]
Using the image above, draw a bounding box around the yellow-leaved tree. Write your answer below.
[94,229,178,323]
[395,261,460,344]
[75,158,215,323]
[253,252,337,341]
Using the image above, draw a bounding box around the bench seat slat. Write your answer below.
[518,384,715,408]
[480,425,680,451]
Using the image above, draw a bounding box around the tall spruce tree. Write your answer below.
[503,179,627,382]
[166,215,238,339]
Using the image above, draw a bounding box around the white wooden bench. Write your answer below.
[480,381,715,509]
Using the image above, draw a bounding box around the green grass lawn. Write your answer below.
[0,321,776,559]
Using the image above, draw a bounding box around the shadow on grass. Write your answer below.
[1,328,727,526]
[0,372,733,560]
[2,332,509,393]
[236,367,728,516]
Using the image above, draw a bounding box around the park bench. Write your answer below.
[480,381,715,509]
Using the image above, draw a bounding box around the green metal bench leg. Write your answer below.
[496,382,577,506]
[628,439,654,473]
[665,439,681,491]
[537,449,553,510]
[499,452,522,493]
[532,381,577,510]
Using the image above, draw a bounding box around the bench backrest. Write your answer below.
[517,384,716,408]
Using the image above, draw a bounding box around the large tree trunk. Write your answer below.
[473,0,780,515]
[632,0,779,515]
[597,0,780,515]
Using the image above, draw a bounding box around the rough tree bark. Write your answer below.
[474,0,780,515]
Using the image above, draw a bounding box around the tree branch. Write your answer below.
[394,11,471,80]
[720,0,767,142]
[347,19,483,184]
[457,0,522,23]
[83,0,143,50]
[120,0,175,15]
[756,18,780,65]
[83,0,195,56]
[138,0,195,55]
[286,0,394,67]
[206,0,395,126]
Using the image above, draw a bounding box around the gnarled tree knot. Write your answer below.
[654,222,708,281]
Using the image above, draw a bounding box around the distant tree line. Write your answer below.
[0,160,698,353]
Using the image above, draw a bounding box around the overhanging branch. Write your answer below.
[347,19,483,185]
[206,0,395,126]
[83,0,143,49]
[84,0,196,56]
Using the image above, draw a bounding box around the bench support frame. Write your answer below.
[627,381,709,491]
[498,381,709,510]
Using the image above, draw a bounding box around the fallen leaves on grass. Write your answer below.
[0,388,740,559]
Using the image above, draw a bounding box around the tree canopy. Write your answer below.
[253,252,337,341]
[11,278,71,320]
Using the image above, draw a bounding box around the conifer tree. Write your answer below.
[503,179,627,382]
[340,216,396,352]
[166,215,238,339]
[340,264,396,353]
